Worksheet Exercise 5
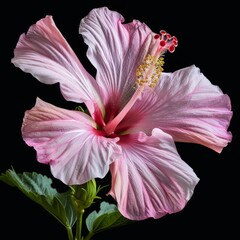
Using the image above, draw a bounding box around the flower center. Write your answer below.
[103,30,178,136]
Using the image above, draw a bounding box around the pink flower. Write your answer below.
[11,7,232,220]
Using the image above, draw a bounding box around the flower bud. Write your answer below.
[70,178,101,211]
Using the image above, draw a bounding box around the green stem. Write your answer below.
[84,232,94,240]
[66,226,74,240]
[75,208,85,240]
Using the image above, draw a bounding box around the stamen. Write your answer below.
[136,30,178,90]
[136,54,164,89]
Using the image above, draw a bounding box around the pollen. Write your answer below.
[136,54,164,88]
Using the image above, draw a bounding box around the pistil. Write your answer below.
[103,30,178,136]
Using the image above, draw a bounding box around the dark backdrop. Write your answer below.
[1,1,238,239]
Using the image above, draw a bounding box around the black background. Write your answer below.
[1,1,238,239]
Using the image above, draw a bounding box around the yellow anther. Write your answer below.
[136,54,164,88]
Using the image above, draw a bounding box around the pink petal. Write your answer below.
[122,65,232,153]
[22,98,121,185]
[79,7,154,109]
[11,15,103,116]
[108,128,199,220]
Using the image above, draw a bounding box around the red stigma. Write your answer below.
[159,30,178,53]
[160,40,166,47]
[168,45,175,53]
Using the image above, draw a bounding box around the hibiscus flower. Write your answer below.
[11,7,232,220]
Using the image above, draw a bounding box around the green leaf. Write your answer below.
[86,201,134,237]
[0,168,77,229]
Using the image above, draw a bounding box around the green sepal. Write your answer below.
[85,201,134,238]
[0,168,77,229]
